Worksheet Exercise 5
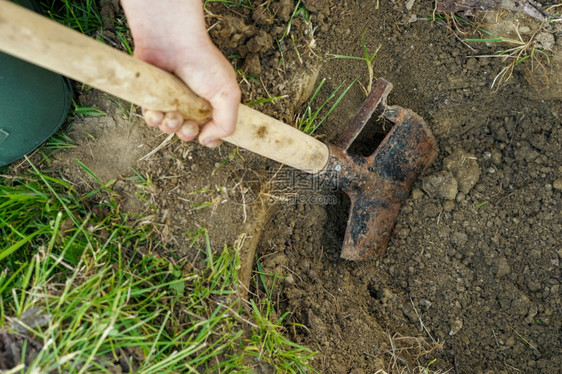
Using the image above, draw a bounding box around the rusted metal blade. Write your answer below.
[321,78,438,260]
[336,79,393,152]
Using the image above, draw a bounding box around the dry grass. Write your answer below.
[376,332,449,374]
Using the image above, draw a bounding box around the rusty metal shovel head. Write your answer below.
[321,79,438,261]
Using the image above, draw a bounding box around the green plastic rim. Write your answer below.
[0,0,72,167]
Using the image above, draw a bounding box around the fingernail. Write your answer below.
[180,123,198,138]
[146,111,162,126]
[201,138,222,148]
[167,117,181,130]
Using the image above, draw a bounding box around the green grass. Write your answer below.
[331,30,381,95]
[281,0,310,41]
[246,95,288,107]
[0,161,316,372]
[204,0,253,10]
[248,261,317,373]
[70,99,106,118]
[43,128,77,151]
[42,0,132,51]
[41,0,103,36]
[245,298,317,373]
[296,77,356,135]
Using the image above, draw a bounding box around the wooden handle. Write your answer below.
[0,1,329,172]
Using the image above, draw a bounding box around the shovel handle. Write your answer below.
[0,1,329,172]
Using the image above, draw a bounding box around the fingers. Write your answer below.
[176,120,199,142]
[143,109,164,127]
[138,41,241,149]
[142,109,200,142]
[198,82,241,149]
[160,112,183,133]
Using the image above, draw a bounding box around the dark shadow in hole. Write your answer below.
[346,117,392,157]
[367,282,383,300]
[319,117,392,260]
[321,189,351,260]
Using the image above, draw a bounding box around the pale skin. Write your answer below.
[120,0,241,148]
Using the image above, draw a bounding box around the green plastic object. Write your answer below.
[0,0,72,167]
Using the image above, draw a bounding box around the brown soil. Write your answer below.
[17,0,562,373]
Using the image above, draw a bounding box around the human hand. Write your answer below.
[121,0,241,148]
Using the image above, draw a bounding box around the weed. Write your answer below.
[246,95,288,107]
[296,77,356,135]
[108,96,138,120]
[512,327,539,352]
[291,34,304,64]
[331,30,381,95]
[234,65,260,88]
[247,260,317,373]
[204,0,253,11]
[245,298,317,373]
[41,0,103,36]
[44,0,132,55]
[447,15,551,89]
[281,0,310,41]
[213,147,240,173]
[43,127,76,150]
[380,332,446,374]
[69,99,106,118]
[475,201,489,209]
[116,30,134,55]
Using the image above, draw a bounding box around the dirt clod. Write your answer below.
[422,171,458,200]
[443,149,481,194]
[272,0,293,22]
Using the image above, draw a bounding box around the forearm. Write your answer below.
[121,0,211,66]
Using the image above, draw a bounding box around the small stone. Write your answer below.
[423,202,441,218]
[284,274,295,285]
[512,293,531,316]
[452,231,468,246]
[449,319,463,335]
[411,188,424,200]
[527,305,538,319]
[553,178,562,191]
[527,280,541,292]
[423,171,458,200]
[443,200,455,212]
[444,149,481,194]
[496,257,510,278]
[491,149,502,165]
[398,227,410,239]
[505,336,515,347]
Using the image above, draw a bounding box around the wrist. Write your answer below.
[121,0,210,53]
